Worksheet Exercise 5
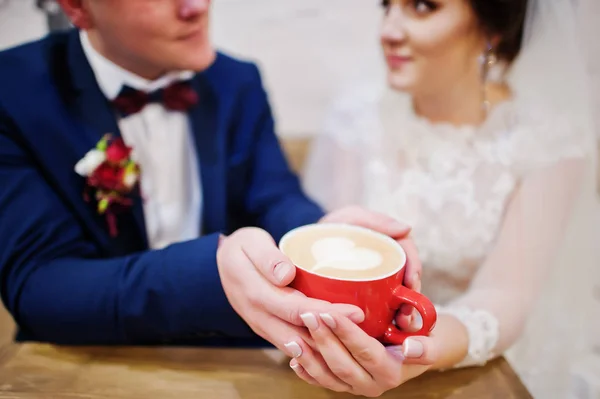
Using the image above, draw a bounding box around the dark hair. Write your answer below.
[469,0,529,63]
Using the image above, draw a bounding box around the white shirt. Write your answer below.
[80,31,202,250]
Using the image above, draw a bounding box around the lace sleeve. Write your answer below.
[435,306,500,368]
[441,157,587,369]
[302,84,383,211]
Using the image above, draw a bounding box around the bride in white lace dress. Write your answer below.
[302,0,599,397]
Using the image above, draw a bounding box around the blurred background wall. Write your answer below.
[1,0,598,138]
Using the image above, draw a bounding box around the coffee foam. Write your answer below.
[310,237,383,273]
[280,224,405,281]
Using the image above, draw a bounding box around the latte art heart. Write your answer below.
[280,225,405,280]
[310,237,383,272]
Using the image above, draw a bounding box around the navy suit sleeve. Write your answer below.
[0,121,252,344]
[241,65,325,242]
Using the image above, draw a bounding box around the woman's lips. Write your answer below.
[386,55,412,68]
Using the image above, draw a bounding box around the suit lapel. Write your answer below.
[66,31,148,250]
[189,71,227,235]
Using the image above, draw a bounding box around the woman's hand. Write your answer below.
[284,311,438,397]
[320,205,423,329]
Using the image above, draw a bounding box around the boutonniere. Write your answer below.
[75,134,141,237]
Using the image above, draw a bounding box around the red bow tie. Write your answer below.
[111,81,199,116]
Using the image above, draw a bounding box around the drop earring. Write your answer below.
[479,41,497,116]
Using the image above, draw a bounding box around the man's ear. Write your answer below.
[56,0,94,30]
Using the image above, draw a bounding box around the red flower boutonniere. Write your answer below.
[75,134,141,237]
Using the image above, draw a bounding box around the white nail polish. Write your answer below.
[300,313,319,330]
[290,363,303,372]
[403,339,424,358]
[319,313,336,329]
[284,341,302,358]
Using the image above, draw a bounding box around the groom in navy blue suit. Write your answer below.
[0,0,416,350]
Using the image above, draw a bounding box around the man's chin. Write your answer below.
[177,48,217,72]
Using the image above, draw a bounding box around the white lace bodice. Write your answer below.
[303,84,595,397]
[364,109,517,304]
[310,84,586,305]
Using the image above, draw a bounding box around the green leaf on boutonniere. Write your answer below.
[98,197,109,214]
[124,162,136,174]
[96,138,108,152]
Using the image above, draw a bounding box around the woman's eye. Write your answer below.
[381,0,438,15]
[412,0,437,14]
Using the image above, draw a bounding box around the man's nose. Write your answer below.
[178,0,210,20]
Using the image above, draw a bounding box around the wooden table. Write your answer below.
[0,343,532,399]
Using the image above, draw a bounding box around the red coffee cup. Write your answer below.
[279,223,437,345]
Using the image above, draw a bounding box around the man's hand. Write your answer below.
[216,227,365,352]
[320,206,423,329]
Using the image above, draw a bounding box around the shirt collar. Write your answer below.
[80,30,194,101]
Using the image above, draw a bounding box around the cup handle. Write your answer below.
[383,286,437,345]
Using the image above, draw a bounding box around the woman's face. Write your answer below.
[380,0,487,96]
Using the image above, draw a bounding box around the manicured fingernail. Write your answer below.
[347,309,365,323]
[274,263,293,283]
[290,362,303,372]
[413,312,423,329]
[411,273,420,285]
[401,305,413,316]
[284,341,302,358]
[386,346,406,361]
[300,313,319,330]
[319,313,336,329]
[403,339,424,358]
[413,276,422,292]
